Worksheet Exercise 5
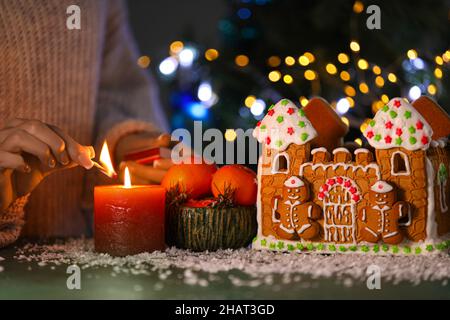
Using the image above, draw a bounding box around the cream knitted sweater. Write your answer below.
[0,0,168,246]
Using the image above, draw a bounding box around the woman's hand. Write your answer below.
[0,118,94,211]
[115,132,175,184]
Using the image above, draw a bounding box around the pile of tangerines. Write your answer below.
[161,159,257,207]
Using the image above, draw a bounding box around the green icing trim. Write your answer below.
[404,111,412,119]
[276,116,284,123]
[268,104,275,110]
[382,105,389,112]
[298,109,305,117]
[287,244,295,251]
[395,137,403,145]
[390,110,398,119]
[373,244,380,253]
[409,136,417,145]
[415,247,422,254]
[328,245,336,252]
[252,237,257,243]
[296,243,304,250]
[425,245,434,252]
[260,239,267,246]
[361,245,369,253]
[409,126,416,134]
[339,246,347,252]
[317,243,325,251]
[281,99,289,106]
[349,246,357,252]
[403,246,411,254]
[369,120,376,127]
[306,243,314,251]
[392,246,399,254]
[269,243,276,249]
[260,124,267,130]
[275,140,283,148]
[374,134,382,142]
[301,133,309,141]
[277,241,285,249]
[382,245,389,252]
[298,121,306,128]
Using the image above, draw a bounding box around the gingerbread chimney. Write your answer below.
[332,147,352,163]
[311,147,330,164]
[303,97,349,152]
[354,148,374,165]
[412,96,450,140]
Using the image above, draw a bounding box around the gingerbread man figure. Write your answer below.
[358,180,410,245]
[272,176,322,240]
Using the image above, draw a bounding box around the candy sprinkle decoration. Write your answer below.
[253,99,317,151]
[364,98,433,150]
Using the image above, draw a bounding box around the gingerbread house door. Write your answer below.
[318,177,361,243]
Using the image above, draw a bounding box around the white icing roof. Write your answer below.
[253,99,317,151]
[364,98,433,151]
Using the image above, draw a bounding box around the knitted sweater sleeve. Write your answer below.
[94,0,169,153]
[0,194,29,248]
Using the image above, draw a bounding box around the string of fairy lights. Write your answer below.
[136,0,449,145]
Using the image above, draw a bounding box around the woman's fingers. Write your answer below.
[49,125,94,169]
[120,161,167,184]
[7,119,69,165]
[0,151,29,172]
[155,133,173,148]
[153,158,174,170]
[0,129,56,168]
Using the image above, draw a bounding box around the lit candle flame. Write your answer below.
[99,141,117,178]
[124,166,132,188]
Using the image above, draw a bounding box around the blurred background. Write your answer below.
[127,0,450,145]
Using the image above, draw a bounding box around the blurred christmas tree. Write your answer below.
[149,0,449,144]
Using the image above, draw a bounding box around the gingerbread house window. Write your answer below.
[272,153,289,173]
[390,151,410,176]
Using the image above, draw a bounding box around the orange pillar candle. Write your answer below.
[94,167,166,256]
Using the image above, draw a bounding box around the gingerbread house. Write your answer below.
[252,97,450,254]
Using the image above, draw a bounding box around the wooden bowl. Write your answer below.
[166,205,257,251]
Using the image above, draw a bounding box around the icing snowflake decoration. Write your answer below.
[253,98,317,151]
[364,97,433,151]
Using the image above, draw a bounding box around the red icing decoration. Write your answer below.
[349,187,357,194]
[352,194,360,202]
[256,121,261,127]
[318,192,325,199]
[416,121,423,130]
[266,137,271,145]
[328,179,336,186]
[267,110,275,116]
[394,100,402,108]
[287,127,294,135]
[344,180,351,188]
[421,135,429,145]
[378,184,383,190]
[385,121,393,129]
[287,108,295,115]
[337,177,344,184]
[366,131,374,139]
[384,135,392,144]
[322,184,329,192]
[395,128,403,136]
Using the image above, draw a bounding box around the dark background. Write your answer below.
[126,0,450,145]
